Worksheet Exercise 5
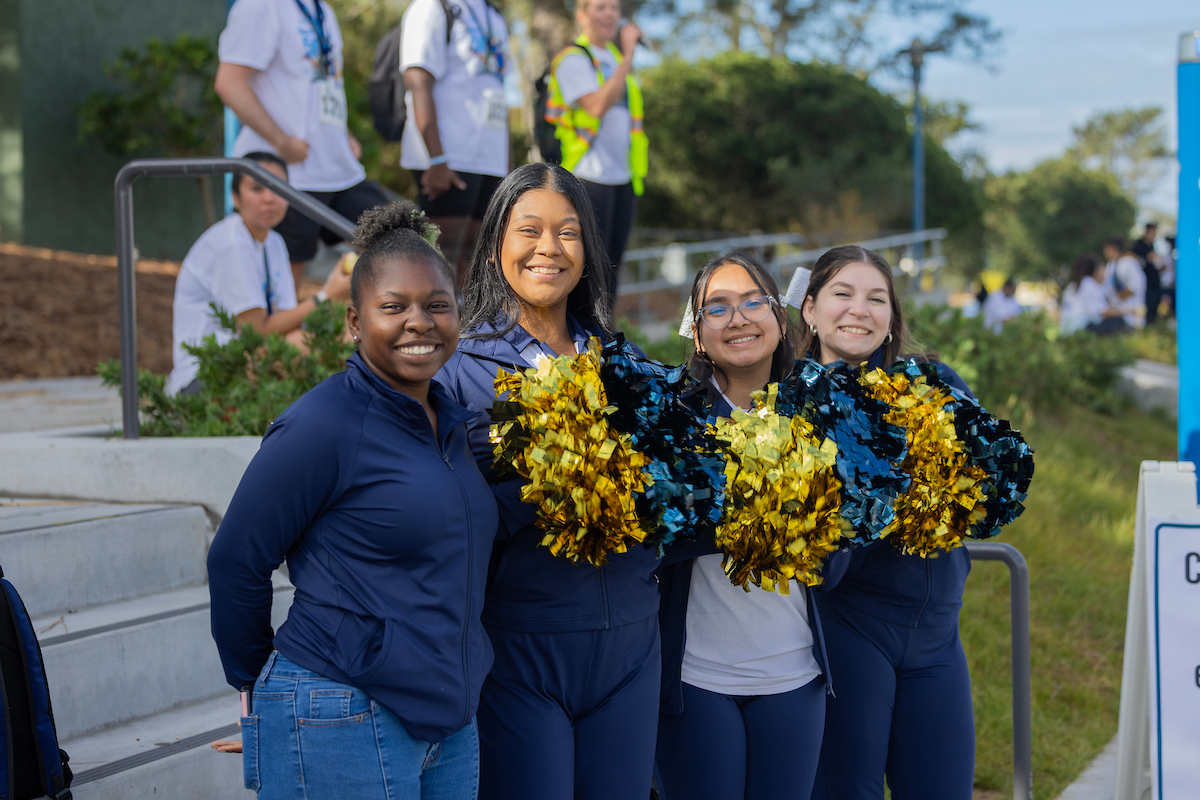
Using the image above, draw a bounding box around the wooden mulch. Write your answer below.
[0,243,322,381]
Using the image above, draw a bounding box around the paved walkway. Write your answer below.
[0,377,121,434]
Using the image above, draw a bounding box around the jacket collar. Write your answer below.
[458,313,605,362]
[345,353,479,445]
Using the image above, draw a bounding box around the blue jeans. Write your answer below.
[242,651,479,800]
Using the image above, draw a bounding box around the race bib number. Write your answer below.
[318,79,347,126]
[482,87,507,130]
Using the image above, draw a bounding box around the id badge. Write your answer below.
[317,78,347,126]
[481,87,507,130]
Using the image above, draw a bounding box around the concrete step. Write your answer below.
[38,580,293,740]
[64,693,253,800]
[0,498,211,617]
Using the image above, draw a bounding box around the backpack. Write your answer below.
[533,43,592,164]
[368,0,461,142]
[0,565,72,800]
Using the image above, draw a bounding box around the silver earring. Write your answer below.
[885,331,893,344]
[352,335,359,342]
[809,322,817,335]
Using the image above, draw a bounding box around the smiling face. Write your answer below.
[347,255,459,400]
[696,262,784,381]
[803,261,893,366]
[232,161,289,239]
[576,0,620,45]
[499,188,586,318]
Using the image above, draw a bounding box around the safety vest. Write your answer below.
[544,35,647,196]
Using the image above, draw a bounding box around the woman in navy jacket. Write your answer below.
[207,202,499,799]
[437,163,661,800]
[654,251,835,800]
[799,246,976,800]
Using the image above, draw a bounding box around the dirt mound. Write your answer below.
[0,243,320,380]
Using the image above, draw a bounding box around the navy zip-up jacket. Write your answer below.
[656,389,846,714]
[208,354,500,743]
[816,350,976,628]
[436,316,662,633]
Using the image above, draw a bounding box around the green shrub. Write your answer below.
[98,302,354,437]
[908,305,1135,414]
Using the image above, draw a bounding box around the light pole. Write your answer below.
[904,38,943,264]
[1177,31,1200,480]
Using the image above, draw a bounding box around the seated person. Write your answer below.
[167,151,351,395]
[981,276,1021,334]
[1060,254,1125,335]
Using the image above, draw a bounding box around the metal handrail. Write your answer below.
[964,540,1033,800]
[114,157,356,439]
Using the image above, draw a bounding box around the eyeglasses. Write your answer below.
[697,295,777,330]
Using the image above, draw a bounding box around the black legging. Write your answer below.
[582,180,637,298]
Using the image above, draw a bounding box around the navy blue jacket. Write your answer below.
[656,390,844,714]
[816,351,975,628]
[208,354,500,743]
[436,316,663,633]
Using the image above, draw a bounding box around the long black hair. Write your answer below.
[797,245,927,365]
[459,163,614,338]
[685,250,799,403]
[350,200,453,307]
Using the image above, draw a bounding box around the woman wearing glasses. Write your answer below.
[654,251,832,800]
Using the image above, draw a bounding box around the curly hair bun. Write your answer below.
[353,200,441,252]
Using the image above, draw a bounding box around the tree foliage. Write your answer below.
[638,0,999,70]
[98,301,354,437]
[984,158,1135,280]
[1065,106,1172,205]
[639,53,982,239]
[77,35,225,225]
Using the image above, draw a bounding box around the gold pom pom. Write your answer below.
[713,384,850,592]
[860,368,987,557]
[490,339,654,567]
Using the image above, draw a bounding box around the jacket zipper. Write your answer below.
[438,429,476,730]
[914,557,932,627]
[599,564,611,629]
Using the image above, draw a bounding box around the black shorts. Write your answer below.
[412,170,503,220]
[274,179,389,262]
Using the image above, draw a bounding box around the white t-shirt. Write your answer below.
[1105,254,1146,329]
[400,0,510,177]
[168,214,297,395]
[219,0,365,192]
[554,46,632,186]
[681,554,822,696]
[982,290,1022,334]
[1060,275,1108,335]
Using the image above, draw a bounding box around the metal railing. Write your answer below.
[114,157,356,439]
[617,228,949,327]
[964,540,1033,800]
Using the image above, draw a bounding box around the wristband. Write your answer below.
[313,289,329,306]
[429,155,449,167]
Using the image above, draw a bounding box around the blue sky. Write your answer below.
[884,0,1195,221]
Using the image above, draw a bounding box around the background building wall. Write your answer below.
[15,0,225,259]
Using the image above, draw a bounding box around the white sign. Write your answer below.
[1115,462,1200,800]
[1145,518,1200,800]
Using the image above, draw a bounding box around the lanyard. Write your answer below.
[458,0,504,76]
[293,0,333,77]
[262,244,274,316]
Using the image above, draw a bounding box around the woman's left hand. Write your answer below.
[211,739,243,753]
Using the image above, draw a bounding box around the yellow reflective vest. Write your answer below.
[544,35,647,196]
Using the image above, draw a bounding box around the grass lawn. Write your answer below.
[963,405,1176,799]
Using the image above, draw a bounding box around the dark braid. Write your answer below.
[350,200,453,306]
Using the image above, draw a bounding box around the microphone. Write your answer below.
[618,18,648,49]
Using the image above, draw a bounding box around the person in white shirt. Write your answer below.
[401,0,511,282]
[1059,254,1125,336]
[1102,236,1146,330]
[981,277,1022,334]
[216,0,387,285]
[168,152,351,396]
[549,0,644,294]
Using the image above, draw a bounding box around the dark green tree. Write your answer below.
[77,35,224,226]
[985,158,1136,280]
[639,53,982,243]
